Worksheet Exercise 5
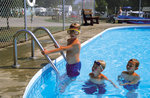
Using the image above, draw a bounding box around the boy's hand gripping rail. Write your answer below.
[13,29,59,74]
[32,27,68,63]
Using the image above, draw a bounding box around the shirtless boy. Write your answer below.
[89,60,118,87]
[42,23,81,92]
[118,59,140,91]
[82,60,118,94]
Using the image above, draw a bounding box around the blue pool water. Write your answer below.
[24,26,150,98]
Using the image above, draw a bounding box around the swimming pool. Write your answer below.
[23,26,150,98]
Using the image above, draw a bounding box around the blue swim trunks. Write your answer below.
[122,80,140,91]
[66,62,81,77]
[82,81,106,94]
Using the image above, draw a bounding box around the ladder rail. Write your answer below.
[13,29,59,74]
[31,27,68,63]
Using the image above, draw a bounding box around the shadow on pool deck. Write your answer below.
[0,22,143,97]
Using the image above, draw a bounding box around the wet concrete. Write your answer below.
[0,22,142,97]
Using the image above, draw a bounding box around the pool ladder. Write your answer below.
[12,27,67,74]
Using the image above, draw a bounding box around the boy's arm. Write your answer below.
[120,76,140,86]
[41,44,73,55]
[54,42,64,48]
[103,75,118,88]
[107,79,118,88]
[117,74,124,85]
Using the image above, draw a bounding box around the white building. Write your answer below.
[57,5,72,16]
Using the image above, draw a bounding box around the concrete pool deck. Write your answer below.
[0,22,147,97]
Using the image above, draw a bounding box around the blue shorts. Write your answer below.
[66,62,81,77]
[122,80,140,91]
[82,81,106,94]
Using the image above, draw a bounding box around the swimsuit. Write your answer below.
[82,81,106,94]
[118,75,140,91]
[122,80,140,91]
[66,62,81,77]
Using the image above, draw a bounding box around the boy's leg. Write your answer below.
[126,90,138,98]
[59,73,67,81]
[59,76,76,93]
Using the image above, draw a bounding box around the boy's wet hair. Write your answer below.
[128,59,139,68]
[69,23,81,30]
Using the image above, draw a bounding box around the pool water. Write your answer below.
[24,26,150,98]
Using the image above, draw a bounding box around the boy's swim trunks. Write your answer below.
[122,80,140,91]
[82,81,106,94]
[66,62,81,77]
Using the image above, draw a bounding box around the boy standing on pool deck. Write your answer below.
[118,59,140,91]
[42,23,81,92]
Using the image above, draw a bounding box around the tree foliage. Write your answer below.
[36,0,74,8]
[95,0,150,14]
[95,0,107,13]
[36,0,60,8]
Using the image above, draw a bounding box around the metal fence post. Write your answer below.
[139,0,141,17]
[24,0,28,41]
[82,0,84,25]
[62,0,65,30]
[93,0,95,16]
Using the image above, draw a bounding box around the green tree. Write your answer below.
[65,0,74,5]
[36,0,61,8]
[105,0,124,14]
[36,0,74,8]
[104,0,150,14]
[142,0,150,7]
[95,0,108,13]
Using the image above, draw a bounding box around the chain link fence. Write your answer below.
[0,0,95,48]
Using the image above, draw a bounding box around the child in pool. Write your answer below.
[82,60,118,94]
[89,60,118,87]
[118,58,140,91]
[41,23,81,92]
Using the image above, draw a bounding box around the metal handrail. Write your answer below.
[31,27,68,63]
[12,29,59,74]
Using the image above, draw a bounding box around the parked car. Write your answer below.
[35,7,46,16]
[45,8,55,16]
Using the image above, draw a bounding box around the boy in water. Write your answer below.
[42,23,81,92]
[118,59,140,91]
[82,60,118,94]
